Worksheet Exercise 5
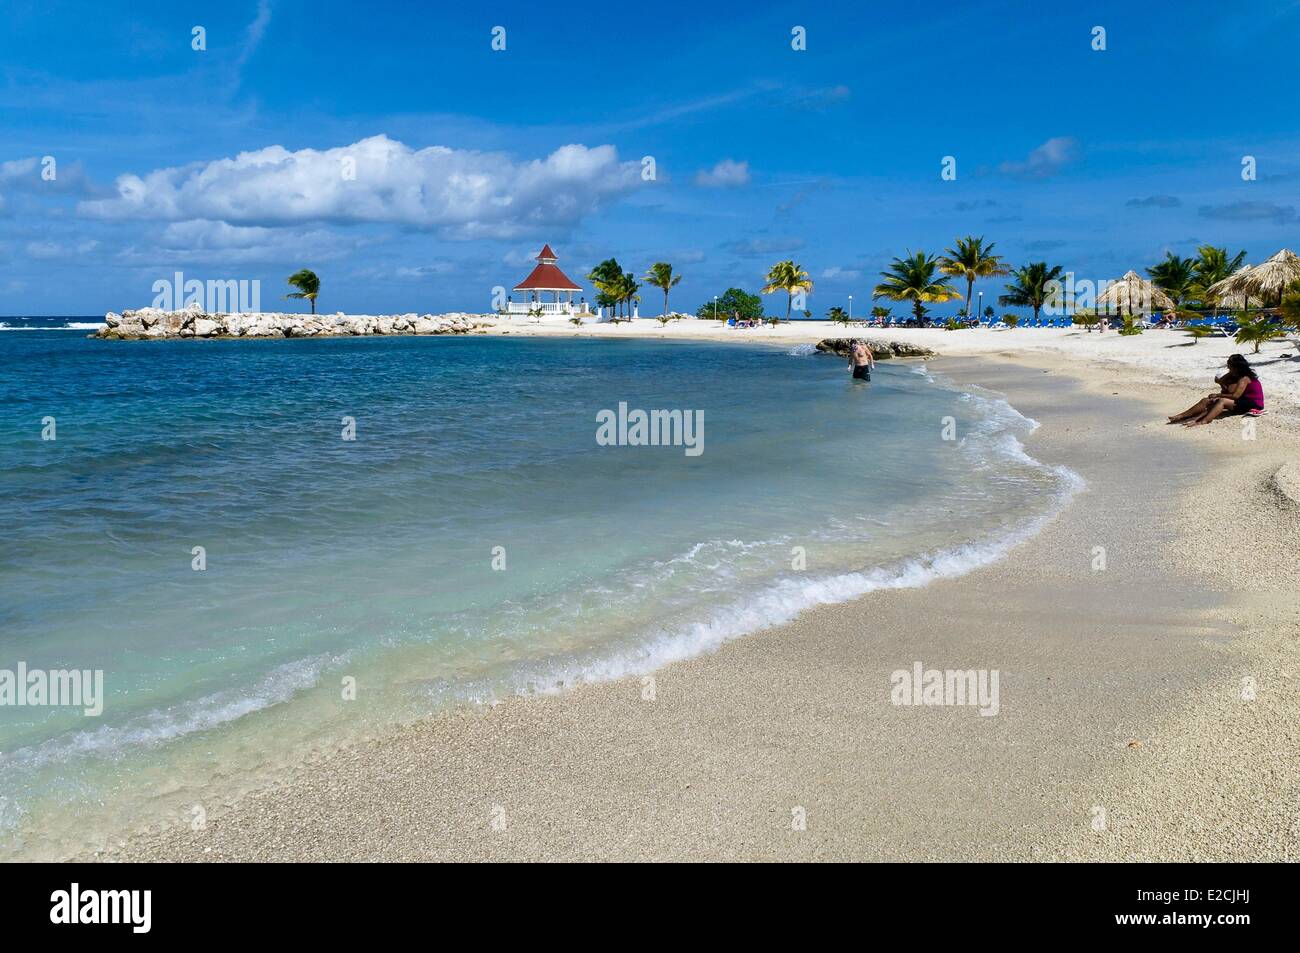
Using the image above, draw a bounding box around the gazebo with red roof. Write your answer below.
[508,244,584,315]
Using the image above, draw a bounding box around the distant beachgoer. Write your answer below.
[1168,354,1264,426]
[849,339,874,381]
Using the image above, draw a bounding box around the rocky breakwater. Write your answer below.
[815,338,937,360]
[94,308,484,340]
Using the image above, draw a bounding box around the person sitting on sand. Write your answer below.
[848,339,874,382]
[1168,354,1264,426]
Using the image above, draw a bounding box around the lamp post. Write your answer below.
[713,295,718,320]
[848,294,853,324]
[977,290,983,325]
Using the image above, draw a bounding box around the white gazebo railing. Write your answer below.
[505,300,577,315]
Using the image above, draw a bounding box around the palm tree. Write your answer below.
[1234,315,1286,354]
[643,262,682,317]
[590,277,618,318]
[1074,311,1101,332]
[284,269,320,314]
[938,236,1009,316]
[871,305,891,325]
[761,260,814,321]
[1281,291,1300,330]
[998,262,1064,324]
[826,306,849,325]
[872,251,960,322]
[587,258,623,316]
[1146,253,1198,308]
[618,271,640,318]
[1190,244,1247,312]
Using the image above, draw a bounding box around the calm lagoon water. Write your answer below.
[0,326,1078,857]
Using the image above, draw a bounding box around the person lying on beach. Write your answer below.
[849,339,874,381]
[1168,353,1264,426]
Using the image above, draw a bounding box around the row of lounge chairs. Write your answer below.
[856,313,1266,333]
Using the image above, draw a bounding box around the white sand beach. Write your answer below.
[481,314,1300,410]
[105,333,1300,863]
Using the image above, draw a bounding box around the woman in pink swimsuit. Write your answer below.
[1168,354,1264,426]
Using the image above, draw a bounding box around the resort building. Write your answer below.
[508,244,584,315]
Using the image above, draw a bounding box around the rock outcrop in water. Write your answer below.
[94,307,484,340]
[815,338,936,359]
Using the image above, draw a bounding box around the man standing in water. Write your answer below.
[848,339,874,382]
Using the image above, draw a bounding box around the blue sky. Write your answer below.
[2,0,1298,316]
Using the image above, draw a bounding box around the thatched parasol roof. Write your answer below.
[1097,270,1174,314]
[1205,265,1253,310]
[1207,249,1300,304]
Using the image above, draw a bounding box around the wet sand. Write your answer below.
[108,354,1300,861]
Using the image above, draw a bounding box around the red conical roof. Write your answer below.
[513,243,581,291]
[514,264,582,291]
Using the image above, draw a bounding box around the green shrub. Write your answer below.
[1234,316,1286,353]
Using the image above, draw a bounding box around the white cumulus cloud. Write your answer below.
[998,137,1080,179]
[694,159,751,188]
[79,135,646,239]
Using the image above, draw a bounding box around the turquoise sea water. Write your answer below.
[0,325,1078,858]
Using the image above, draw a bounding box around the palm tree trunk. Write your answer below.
[965,278,973,316]
[664,290,669,317]
[786,290,792,321]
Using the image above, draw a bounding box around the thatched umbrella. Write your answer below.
[1097,270,1174,316]
[1207,249,1300,307]
[1205,264,1253,312]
